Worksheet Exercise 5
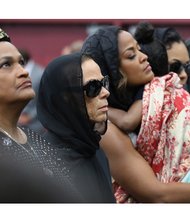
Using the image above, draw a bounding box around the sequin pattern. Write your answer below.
[0,127,72,183]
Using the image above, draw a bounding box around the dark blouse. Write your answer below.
[44,130,115,203]
[37,53,115,203]
[0,127,84,203]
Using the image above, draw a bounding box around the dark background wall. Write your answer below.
[1,19,190,67]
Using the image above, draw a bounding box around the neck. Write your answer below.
[0,102,25,125]
[0,105,27,144]
[0,126,27,144]
[0,106,21,132]
[0,121,18,136]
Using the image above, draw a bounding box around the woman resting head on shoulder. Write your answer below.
[81,25,154,111]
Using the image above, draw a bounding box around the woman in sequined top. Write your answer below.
[0,28,82,203]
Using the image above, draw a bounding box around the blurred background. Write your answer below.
[1,19,190,67]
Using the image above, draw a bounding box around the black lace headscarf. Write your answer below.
[81,25,130,110]
[37,53,103,157]
[154,27,183,49]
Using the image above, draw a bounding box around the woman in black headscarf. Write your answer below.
[37,52,115,203]
[81,26,126,110]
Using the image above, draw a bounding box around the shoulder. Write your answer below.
[100,122,134,157]
[21,127,51,148]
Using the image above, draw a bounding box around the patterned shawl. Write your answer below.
[114,73,190,203]
[137,73,190,182]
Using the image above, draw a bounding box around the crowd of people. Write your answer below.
[1,20,190,203]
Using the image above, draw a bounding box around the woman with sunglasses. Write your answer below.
[81,25,190,203]
[154,26,190,91]
[37,52,116,203]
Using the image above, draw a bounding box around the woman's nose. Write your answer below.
[17,65,29,77]
[139,50,148,62]
[179,70,188,85]
[101,86,110,98]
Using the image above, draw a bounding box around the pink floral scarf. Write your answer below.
[114,73,190,203]
[137,73,190,182]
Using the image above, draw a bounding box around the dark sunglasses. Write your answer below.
[83,75,109,98]
[169,60,190,76]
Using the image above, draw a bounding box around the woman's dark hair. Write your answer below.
[18,49,31,64]
[154,26,183,49]
[134,22,169,77]
[186,39,190,57]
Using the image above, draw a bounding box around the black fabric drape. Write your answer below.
[37,53,101,157]
[37,53,115,202]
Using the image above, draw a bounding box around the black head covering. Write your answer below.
[37,53,102,157]
[81,25,128,110]
[154,27,183,49]
[154,27,170,43]
[0,28,11,42]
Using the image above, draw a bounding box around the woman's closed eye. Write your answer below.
[127,54,136,60]
[123,51,136,60]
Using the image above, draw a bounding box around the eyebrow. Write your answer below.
[0,55,23,61]
[121,41,139,56]
[0,56,12,60]
[171,59,189,64]
[121,46,135,56]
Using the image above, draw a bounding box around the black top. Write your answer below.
[0,127,80,203]
[37,53,115,203]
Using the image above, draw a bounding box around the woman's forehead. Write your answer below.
[82,58,102,81]
[167,42,189,62]
[118,31,137,55]
[0,42,20,57]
